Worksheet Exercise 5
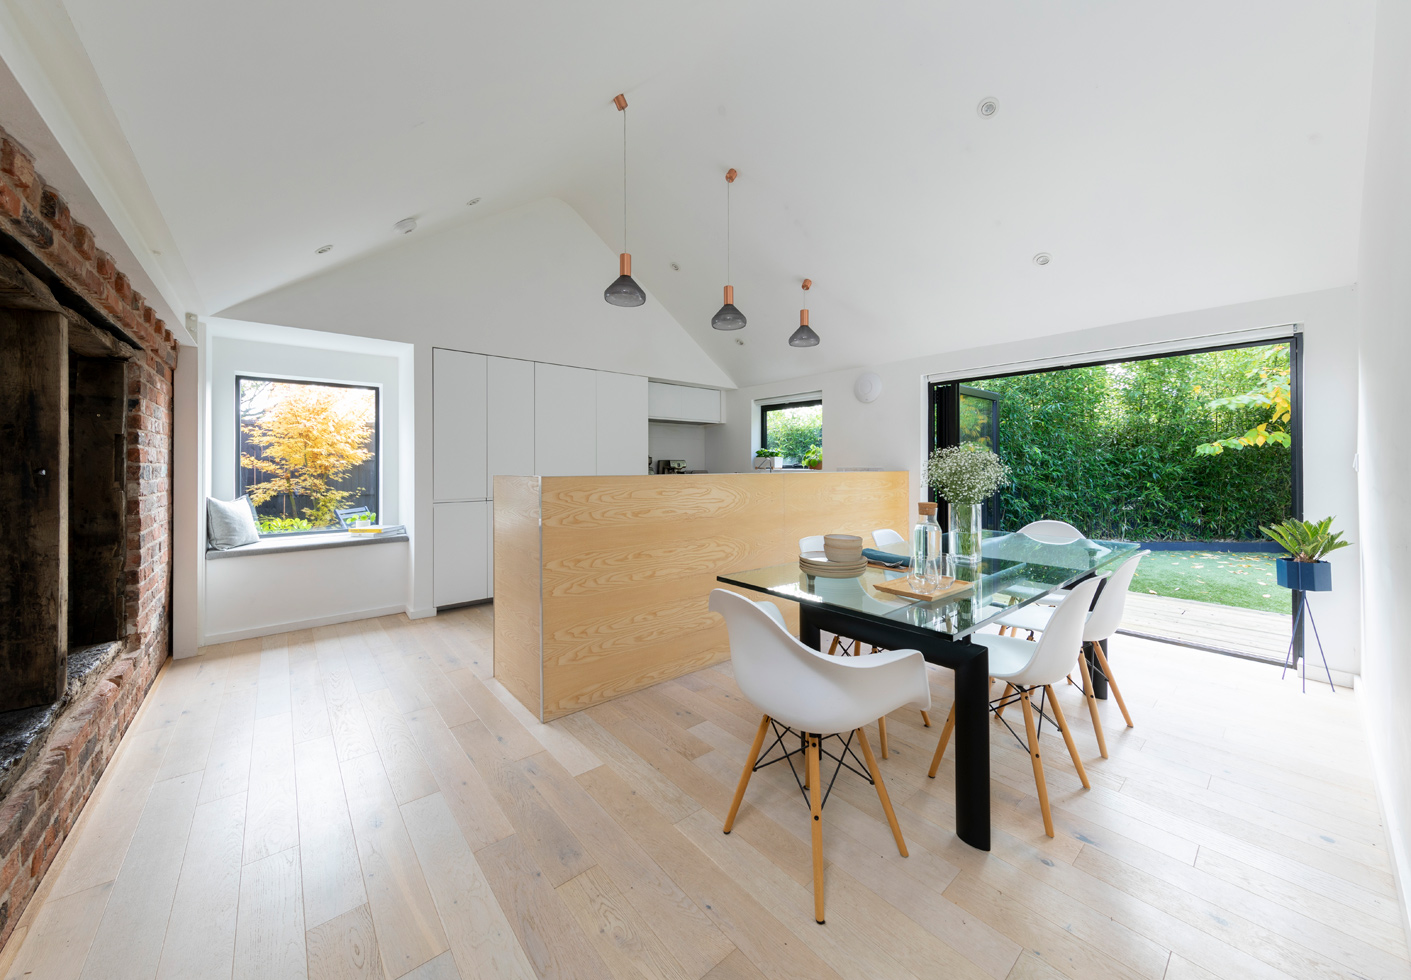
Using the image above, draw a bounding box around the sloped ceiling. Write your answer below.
[44,0,1376,386]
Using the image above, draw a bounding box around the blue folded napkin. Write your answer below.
[862,548,910,568]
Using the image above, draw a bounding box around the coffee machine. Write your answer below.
[655,459,687,474]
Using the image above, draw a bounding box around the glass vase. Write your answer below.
[950,503,983,566]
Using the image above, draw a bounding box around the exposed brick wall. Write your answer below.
[0,126,178,951]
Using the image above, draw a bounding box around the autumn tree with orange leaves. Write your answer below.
[240,382,374,528]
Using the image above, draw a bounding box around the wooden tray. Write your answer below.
[871,577,971,602]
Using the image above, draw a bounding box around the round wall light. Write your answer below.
[854,372,883,403]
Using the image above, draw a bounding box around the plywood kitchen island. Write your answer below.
[492,471,910,720]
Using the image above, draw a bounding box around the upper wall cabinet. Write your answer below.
[433,348,488,501]
[596,372,647,475]
[534,363,597,476]
[487,356,535,497]
[647,382,722,423]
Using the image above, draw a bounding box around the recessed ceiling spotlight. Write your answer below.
[316,244,334,254]
[734,338,745,346]
[670,262,680,271]
[1033,252,1052,266]
[466,197,482,206]
[977,97,999,118]
[393,217,417,235]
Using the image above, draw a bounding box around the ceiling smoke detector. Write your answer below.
[315,244,333,254]
[977,97,999,118]
[394,217,418,235]
[1033,252,1052,266]
[466,197,482,206]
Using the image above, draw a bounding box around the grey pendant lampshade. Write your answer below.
[712,168,746,330]
[788,322,820,347]
[711,286,746,330]
[605,94,646,308]
[605,253,646,307]
[789,278,819,346]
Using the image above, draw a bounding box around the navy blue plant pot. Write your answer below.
[1276,558,1332,592]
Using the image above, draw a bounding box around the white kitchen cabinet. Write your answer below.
[433,500,489,606]
[432,348,487,501]
[534,363,597,476]
[487,356,535,497]
[647,381,721,423]
[595,372,647,475]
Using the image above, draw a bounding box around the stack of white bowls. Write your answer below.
[799,534,867,578]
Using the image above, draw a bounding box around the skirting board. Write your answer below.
[195,604,409,648]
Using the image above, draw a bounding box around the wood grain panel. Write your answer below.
[492,476,543,716]
[494,473,906,721]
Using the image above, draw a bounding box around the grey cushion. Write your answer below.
[207,495,260,550]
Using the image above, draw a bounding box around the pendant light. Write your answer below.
[604,93,646,307]
[711,168,746,330]
[789,278,820,347]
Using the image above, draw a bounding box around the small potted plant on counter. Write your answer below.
[802,446,822,470]
[753,448,782,471]
[1261,516,1350,592]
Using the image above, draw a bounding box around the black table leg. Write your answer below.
[1085,640,1109,700]
[952,644,991,851]
[799,613,821,653]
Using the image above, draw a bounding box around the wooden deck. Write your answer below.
[1120,592,1292,663]
[0,604,1402,980]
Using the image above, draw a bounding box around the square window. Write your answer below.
[237,377,379,535]
[760,399,822,468]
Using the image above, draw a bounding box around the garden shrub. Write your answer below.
[969,345,1292,541]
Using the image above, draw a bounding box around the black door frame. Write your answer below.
[928,333,1305,659]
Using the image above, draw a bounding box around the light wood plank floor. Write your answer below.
[1,606,1404,980]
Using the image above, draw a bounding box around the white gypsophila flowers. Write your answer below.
[926,444,1010,506]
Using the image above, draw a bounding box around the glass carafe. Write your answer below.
[910,502,943,591]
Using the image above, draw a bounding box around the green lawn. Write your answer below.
[1128,551,1290,614]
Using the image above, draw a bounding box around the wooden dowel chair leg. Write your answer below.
[807,735,825,923]
[920,710,932,727]
[1076,654,1108,759]
[827,636,841,656]
[927,704,957,778]
[1092,640,1134,728]
[995,683,1015,718]
[856,727,907,857]
[1046,685,1089,789]
[725,715,770,833]
[1020,689,1055,838]
[878,716,889,759]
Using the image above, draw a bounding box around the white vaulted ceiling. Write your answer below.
[31,0,1378,386]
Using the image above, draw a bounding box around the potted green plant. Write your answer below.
[753,448,782,471]
[801,446,822,470]
[1260,516,1350,592]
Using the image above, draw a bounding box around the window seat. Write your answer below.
[206,526,408,560]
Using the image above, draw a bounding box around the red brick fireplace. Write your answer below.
[0,124,177,950]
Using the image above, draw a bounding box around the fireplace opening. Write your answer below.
[68,353,126,650]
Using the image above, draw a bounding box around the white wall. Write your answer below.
[648,422,707,471]
[1354,0,1411,939]
[706,287,1362,677]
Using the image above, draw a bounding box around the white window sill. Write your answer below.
[206,526,408,560]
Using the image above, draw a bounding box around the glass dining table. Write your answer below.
[716,530,1140,851]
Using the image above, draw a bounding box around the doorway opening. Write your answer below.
[929,337,1300,663]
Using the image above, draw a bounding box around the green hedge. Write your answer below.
[971,346,1292,541]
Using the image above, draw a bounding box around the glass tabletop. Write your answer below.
[717,531,1140,639]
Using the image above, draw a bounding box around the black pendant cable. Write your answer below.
[604,93,646,307]
[711,168,746,330]
[789,278,820,347]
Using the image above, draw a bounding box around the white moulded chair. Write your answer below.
[1017,519,1085,544]
[871,528,908,551]
[995,552,1148,756]
[927,577,1101,837]
[801,535,933,744]
[709,588,931,923]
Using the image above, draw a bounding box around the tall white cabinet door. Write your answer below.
[432,348,488,501]
[486,356,536,498]
[595,372,647,475]
[433,500,489,606]
[533,363,597,476]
